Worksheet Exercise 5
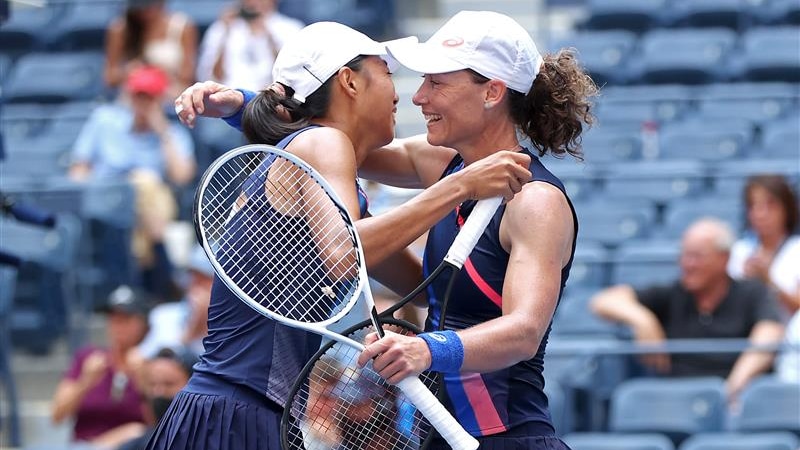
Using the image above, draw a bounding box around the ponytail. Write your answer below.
[510,48,598,160]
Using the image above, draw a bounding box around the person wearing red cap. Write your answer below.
[69,65,197,299]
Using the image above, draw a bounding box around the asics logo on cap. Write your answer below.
[441,37,465,48]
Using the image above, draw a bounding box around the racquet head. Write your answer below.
[193,144,365,327]
[282,319,439,450]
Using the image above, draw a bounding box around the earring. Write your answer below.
[484,102,492,109]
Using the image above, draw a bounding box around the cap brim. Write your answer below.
[386,39,467,74]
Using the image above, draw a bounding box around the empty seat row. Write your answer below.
[553,26,800,86]
[581,0,800,33]
[564,431,799,450]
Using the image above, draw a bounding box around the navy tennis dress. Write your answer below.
[145,126,369,450]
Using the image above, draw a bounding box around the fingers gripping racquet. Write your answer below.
[194,144,477,450]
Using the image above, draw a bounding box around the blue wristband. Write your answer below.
[222,89,257,131]
[418,330,464,373]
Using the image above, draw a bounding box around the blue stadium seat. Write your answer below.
[600,160,707,203]
[668,0,753,29]
[658,118,754,161]
[2,52,105,104]
[598,85,693,127]
[0,103,52,142]
[609,377,727,444]
[712,158,800,197]
[660,197,743,239]
[572,200,658,245]
[581,0,669,32]
[757,0,800,25]
[563,432,675,450]
[636,28,737,85]
[741,27,800,82]
[0,135,73,179]
[0,266,21,447]
[554,30,638,86]
[759,115,800,159]
[278,0,395,39]
[553,287,623,336]
[46,1,122,51]
[540,158,599,202]
[0,4,63,55]
[679,432,800,450]
[610,239,681,287]
[0,53,11,85]
[569,242,611,289]
[168,0,223,36]
[544,380,574,436]
[696,97,794,126]
[192,116,247,171]
[698,82,800,101]
[734,376,800,434]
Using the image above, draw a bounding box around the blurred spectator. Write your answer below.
[69,65,196,298]
[591,218,785,402]
[137,245,214,359]
[728,174,800,319]
[105,0,198,98]
[196,0,303,91]
[117,347,197,450]
[51,285,151,448]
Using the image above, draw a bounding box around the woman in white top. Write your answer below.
[728,174,800,320]
[196,0,304,91]
[105,0,198,99]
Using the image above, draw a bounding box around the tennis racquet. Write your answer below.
[194,144,479,450]
[281,194,504,449]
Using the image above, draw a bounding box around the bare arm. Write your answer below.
[103,20,126,88]
[358,135,457,189]
[726,320,785,401]
[51,351,107,423]
[68,162,92,182]
[176,17,199,91]
[590,284,671,373]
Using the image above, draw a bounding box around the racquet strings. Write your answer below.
[198,151,363,324]
[285,322,438,450]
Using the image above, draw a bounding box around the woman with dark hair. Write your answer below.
[159,21,529,450]
[104,0,198,98]
[728,174,800,317]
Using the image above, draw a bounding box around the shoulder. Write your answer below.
[286,127,356,170]
[507,181,570,223]
[782,236,800,254]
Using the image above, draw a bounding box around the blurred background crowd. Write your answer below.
[0,0,798,449]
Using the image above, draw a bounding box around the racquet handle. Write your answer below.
[396,376,479,450]
[443,196,503,268]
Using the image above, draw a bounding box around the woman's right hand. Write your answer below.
[174,81,245,128]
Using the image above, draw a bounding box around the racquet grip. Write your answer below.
[396,376,479,450]
[443,196,503,268]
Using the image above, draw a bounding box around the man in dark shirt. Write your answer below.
[591,218,784,402]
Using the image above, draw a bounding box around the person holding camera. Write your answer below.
[196,0,304,92]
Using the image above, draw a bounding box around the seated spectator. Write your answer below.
[196,0,303,91]
[105,0,198,99]
[591,218,785,402]
[728,174,800,319]
[137,245,214,359]
[69,65,196,298]
[117,347,197,450]
[51,285,151,448]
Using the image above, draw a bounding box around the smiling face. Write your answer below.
[412,70,490,150]
[354,56,399,149]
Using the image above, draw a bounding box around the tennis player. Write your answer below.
[355,11,598,449]
[151,21,530,450]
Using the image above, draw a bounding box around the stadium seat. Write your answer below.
[572,200,657,245]
[563,432,675,450]
[695,97,794,126]
[734,376,800,434]
[757,0,800,25]
[544,380,574,436]
[741,27,800,82]
[610,239,681,287]
[660,197,743,239]
[46,1,122,52]
[698,82,800,101]
[711,158,800,197]
[598,85,693,128]
[554,30,638,86]
[679,431,800,450]
[0,266,21,447]
[568,242,611,289]
[278,0,396,39]
[0,4,63,55]
[609,377,727,444]
[581,0,669,32]
[0,135,73,179]
[658,118,754,161]
[0,103,52,142]
[167,0,223,37]
[668,0,753,29]
[553,287,623,336]
[636,28,737,85]
[2,52,105,104]
[759,115,800,159]
[542,159,599,202]
[599,160,707,203]
[192,116,248,170]
[0,53,11,85]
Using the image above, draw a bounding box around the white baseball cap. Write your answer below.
[386,11,543,95]
[272,22,415,103]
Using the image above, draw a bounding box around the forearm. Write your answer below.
[727,321,784,396]
[591,285,653,327]
[458,313,545,372]
[51,380,91,423]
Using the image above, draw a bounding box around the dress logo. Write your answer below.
[442,37,465,47]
